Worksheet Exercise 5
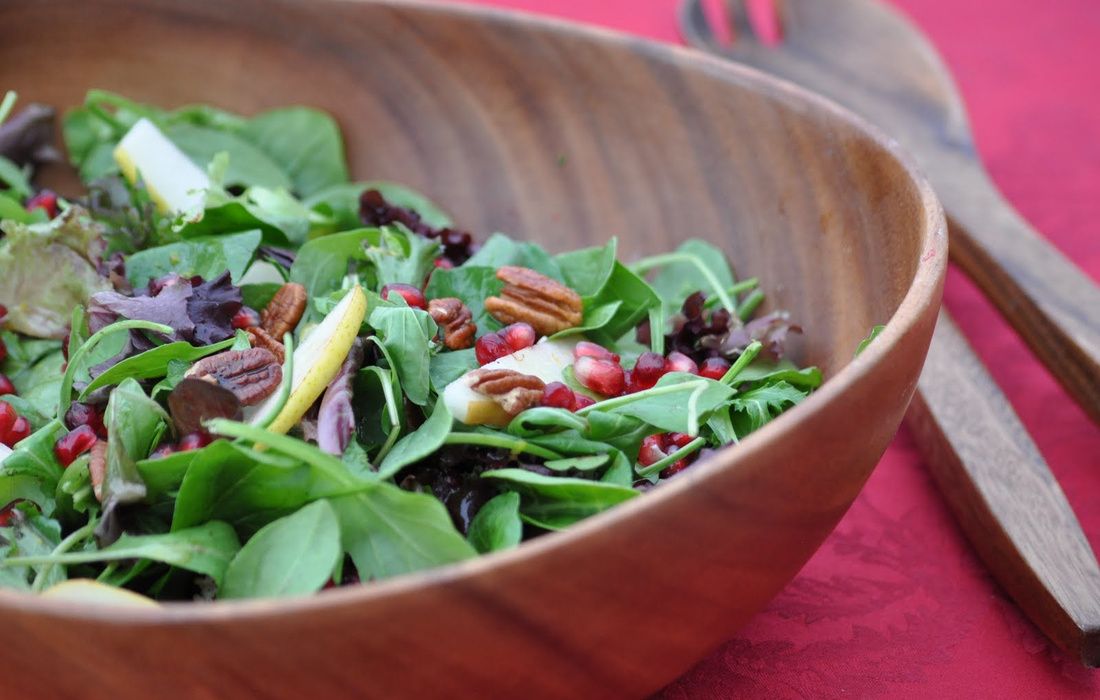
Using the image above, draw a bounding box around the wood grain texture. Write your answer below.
[682,0,1100,423]
[680,0,1100,667]
[908,311,1100,667]
[0,0,945,697]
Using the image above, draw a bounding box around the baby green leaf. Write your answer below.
[240,107,349,197]
[464,234,563,280]
[125,230,262,287]
[377,400,452,478]
[729,380,809,436]
[80,336,235,397]
[101,378,170,513]
[467,492,522,554]
[289,228,377,302]
[220,499,342,600]
[481,469,638,530]
[423,265,503,333]
[368,305,437,406]
[428,348,477,394]
[0,420,66,497]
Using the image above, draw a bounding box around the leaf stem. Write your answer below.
[628,252,735,312]
[576,379,709,416]
[720,341,763,385]
[703,279,759,309]
[737,290,765,321]
[205,419,360,488]
[0,91,17,127]
[29,515,98,592]
[443,432,562,460]
[59,320,174,415]
[635,436,707,478]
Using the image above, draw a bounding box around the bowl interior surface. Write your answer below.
[0,0,944,697]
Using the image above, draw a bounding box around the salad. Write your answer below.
[0,90,820,603]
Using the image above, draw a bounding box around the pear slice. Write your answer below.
[248,285,367,433]
[114,118,210,215]
[443,339,576,426]
[42,579,158,607]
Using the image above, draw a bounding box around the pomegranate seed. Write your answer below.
[699,357,731,381]
[0,303,6,320]
[0,374,14,396]
[573,356,626,396]
[475,333,512,365]
[638,434,670,466]
[572,392,596,410]
[6,416,30,446]
[630,352,668,391]
[380,283,427,310]
[0,337,6,364]
[232,307,261,329]
[665,351,699,375]
[26,190,59,218]
[178,431,213,452]
[149,443,177,459]
[54,425,98,467]
[0,402,17,441]
[667,432,694,449]
[433,258,455,270]
[500,323,536,352]
[0,501,20,527]
[64,402,107,439]
[573,341,619,363]
[540,382,576,410]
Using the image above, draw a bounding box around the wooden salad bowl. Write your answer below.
[0,0,945,696]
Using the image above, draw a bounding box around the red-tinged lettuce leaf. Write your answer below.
[0,104,61,169]
[316,338,365,455]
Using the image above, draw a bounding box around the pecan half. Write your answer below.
[428,297,477,350]
[469,368,545,416]
[484,266,583,336]
[185,347,282,405]
[260,282,307,339]
[247,325,285,364]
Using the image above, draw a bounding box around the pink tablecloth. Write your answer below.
[447,0,1100,696]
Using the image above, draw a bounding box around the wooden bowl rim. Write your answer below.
[0,0,946,624]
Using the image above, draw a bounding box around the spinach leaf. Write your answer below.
[543,454,610,472]
[0,420,66,497]
[1,521,241,586]
[554,239,617,298]
[729,380,809,436]
[368,305,437,406]
[240,282,282,311]
[80,336,235,397]
[163,123,293,191]
[240,108,349,197]
[289,228,377,302]
[595,372,734,435]
[137,448,202,502]
[466,492,522,554]
[481,469,638,530]
[599,451,634,487]
[304,181,453,232]
[507,407,587,437]
[220,499,342,599]
[377,400,452,478]
[125,230,262,287]
[428,348,477,394]
[583,262,661,347]
[176,200,291,247]
[101,379,170,511]
[423,265,502,333]
[550,301,621,339]
[171,440,312,535]
[330,482,476,580]
[0,156,30,198]
[353,364,401,452]
[464,234,563,280]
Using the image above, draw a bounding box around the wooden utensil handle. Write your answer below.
[907,310,1100,667]
[940,173,1100,424]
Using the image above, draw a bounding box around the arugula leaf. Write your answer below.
[330,482,476,580]
[125,230,262,287]
[464,234,563,280]
[732,360,823,390]
[220,499,342,599]
[593,372,734,435]
[80,336,235,397]
[1,521,241,587]
[423,265,502,334]
[467,492,522,554]
[729,380,808,436]
[240,108,349,198]
[377,400,452,478]
[481,469,638,530]
[368,305,437,406]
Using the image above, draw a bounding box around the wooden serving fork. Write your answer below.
[679,0,1100,667]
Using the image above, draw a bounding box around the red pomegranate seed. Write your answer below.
[380,283,427,310]
[500,322,536,352]
[630,352,668,391]
[573,341,619,363]
[26,190,59,218]
[667,432,694,449]
[6,416,30,446]
[573,356,626,396]
[0,303,7,320]
[638,434,670,467]
[540,381,576,410]
[572,392,596,410]
[0,402,17,441]
[232,307,261,330]
[665,351,699,375]
[433,258,455,270]
[149,443,177,459]
[54,425,98,467]
[178,431,213,452]
[0,337,6,364]
[65,402,107,439]
[475,332,512,365]
[0,374,14,396]
[699,357,731,381]
[0,502,18,527]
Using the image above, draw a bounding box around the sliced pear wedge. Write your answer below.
[249,285,368,433]
[42,579,158,607]
[114,118,210,215]
[443,339,576,426]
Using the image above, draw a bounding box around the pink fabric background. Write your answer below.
[442,0,1100,696]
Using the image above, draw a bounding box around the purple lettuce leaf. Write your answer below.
[316,338,365,455]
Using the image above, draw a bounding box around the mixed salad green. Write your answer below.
[0,90,821,603]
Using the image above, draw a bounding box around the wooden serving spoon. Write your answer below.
[680,0,1100,667]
